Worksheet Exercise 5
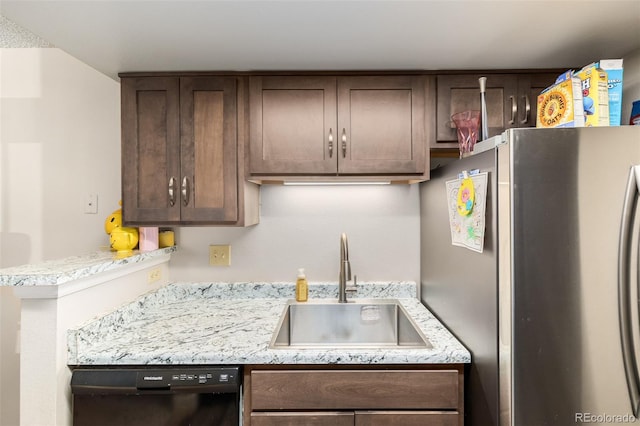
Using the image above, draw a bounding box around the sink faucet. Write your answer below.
[338,233,356,303]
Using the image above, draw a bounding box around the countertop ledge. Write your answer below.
[68,281,471,366]
[0,246,177,286]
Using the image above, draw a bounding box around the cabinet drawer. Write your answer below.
[250,369,459,410]
[355,411,459,426]
[251,411,353,426]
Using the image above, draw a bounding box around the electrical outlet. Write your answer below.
[210,245,231,266]
[148,267,161,283]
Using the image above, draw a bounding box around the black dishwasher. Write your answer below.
[71,366,241,426]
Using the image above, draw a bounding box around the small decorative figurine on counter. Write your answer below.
[104,201,139,258]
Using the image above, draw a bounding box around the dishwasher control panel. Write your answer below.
[136,367,239,389]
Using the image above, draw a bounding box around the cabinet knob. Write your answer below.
[341,128,347,158]
[328,128,334,158]
[168,177,177,207]
[181,176,190,206]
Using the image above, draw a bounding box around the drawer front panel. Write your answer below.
[251,369,459,410]
[251,411,353,426]
[355,410,459,426]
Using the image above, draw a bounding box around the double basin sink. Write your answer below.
[270,299,432,349]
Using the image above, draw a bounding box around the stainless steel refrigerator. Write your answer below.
[420,126,640,426]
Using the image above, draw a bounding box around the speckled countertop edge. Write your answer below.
[68,281,470,366]
[0,246,176,286]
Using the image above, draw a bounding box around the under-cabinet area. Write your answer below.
[244,365,464,426]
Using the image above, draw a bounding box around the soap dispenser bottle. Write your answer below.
[295,268,308,302]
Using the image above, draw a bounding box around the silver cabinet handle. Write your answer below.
[168,177,176,207]
[181,176,190,206]
[328,128,334,158]
[520,95,531,124]
[341,128,347,158]
[509,96,516,125]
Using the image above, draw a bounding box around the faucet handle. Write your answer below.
[346,275,358,294]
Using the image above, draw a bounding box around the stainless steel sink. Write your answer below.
[269,299,432,349]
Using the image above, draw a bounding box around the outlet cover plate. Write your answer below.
[148,267,161,283]
[209,245,231,266]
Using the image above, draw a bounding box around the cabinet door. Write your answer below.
[249,76,337,175]
[121,77,181,224]
[355,411,458,426]
[251,412,354,426]
[518,73,558,128]
[337,76,425,175]
[180,77,238,223]
[436,74,518,146]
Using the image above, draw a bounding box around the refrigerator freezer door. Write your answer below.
[503,127,640,426]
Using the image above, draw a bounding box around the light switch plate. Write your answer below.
[84,194,98,214]
[209,245,231,266]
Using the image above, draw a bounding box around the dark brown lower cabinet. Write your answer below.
[355,411,459,426]
[244,365,464,426]
[251,411,458,426]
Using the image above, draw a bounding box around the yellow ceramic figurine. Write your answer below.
[104,204,123,235]
[109,227,139,258]
[105,201,139,257]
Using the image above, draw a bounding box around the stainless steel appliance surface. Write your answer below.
[420,126,640,426]
[71,366,241,426]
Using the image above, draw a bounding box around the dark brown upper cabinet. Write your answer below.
[121,76,258,226]
[435,72,558,148]
[249,75,431,180]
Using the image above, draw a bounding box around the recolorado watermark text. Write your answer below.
[576,412,637,423]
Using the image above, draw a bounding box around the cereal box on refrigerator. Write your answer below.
[598,59,624,126]
[576,63,610,126]
[537,71,585,128]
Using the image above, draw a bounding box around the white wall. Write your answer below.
[171,184,421,284]
[1,48,121,264]
[622,47,640,124]
[0,47,121,426]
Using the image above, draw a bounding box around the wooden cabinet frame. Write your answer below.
[249,74,433,182]
[434,71,559,149]
[120,74,259,226]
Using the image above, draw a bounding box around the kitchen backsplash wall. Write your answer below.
[170,184,421,284]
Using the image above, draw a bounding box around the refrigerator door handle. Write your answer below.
[618,165,640,418]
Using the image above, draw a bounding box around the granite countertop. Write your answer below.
[0,247,176,286]
[68,281,470,366]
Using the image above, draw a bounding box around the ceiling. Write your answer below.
[2,0,639,81]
